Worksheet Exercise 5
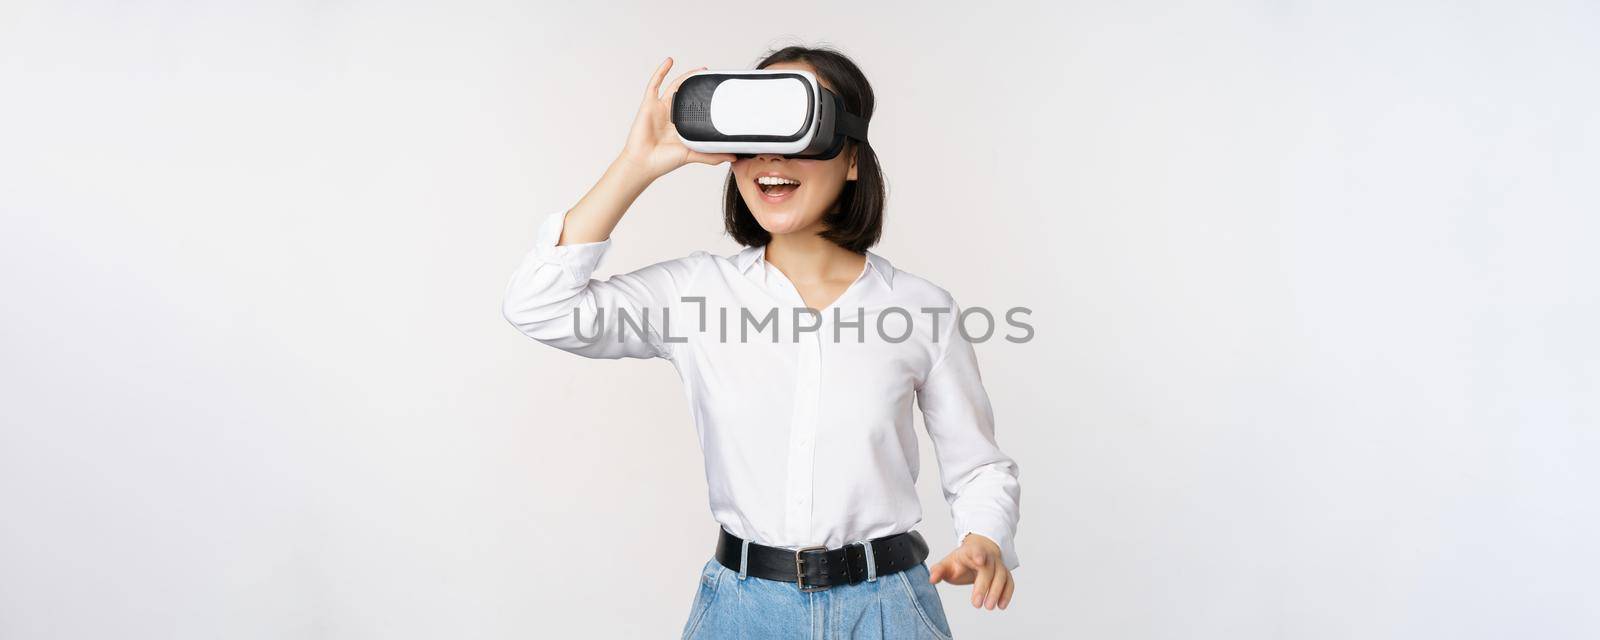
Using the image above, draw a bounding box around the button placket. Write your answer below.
[783,328,822,543]
[779,268,823,545]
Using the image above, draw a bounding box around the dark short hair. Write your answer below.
[722,46,886,253]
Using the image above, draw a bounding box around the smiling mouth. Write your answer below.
[755,175,802,201]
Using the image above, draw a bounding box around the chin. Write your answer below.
[752,208,819,236]
[740,188,822,235]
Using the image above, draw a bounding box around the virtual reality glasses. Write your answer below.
[671,69,869,161]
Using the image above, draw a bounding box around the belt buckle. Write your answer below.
[794,545,832,592]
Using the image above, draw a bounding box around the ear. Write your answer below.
[846,145,858,181]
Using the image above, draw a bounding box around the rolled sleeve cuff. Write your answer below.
[958,522,1020,572]
[532,209,611,286]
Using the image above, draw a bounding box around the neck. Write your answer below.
[764,227,865,284]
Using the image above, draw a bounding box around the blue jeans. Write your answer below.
[680,554,955,640]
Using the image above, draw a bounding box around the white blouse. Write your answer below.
[502,210,1021,570]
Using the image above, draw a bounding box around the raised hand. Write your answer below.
[557,57,736,245]
[618,57,736,181]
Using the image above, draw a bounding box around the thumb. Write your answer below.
[928,560,944,584]
[688,152,736,166]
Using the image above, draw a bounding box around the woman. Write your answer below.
[502,46,1021,639]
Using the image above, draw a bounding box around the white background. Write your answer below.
[2,1,1596,638]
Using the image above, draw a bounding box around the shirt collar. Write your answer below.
[733,245,896,289]
[733,245,765,274]
[864,250,896,288]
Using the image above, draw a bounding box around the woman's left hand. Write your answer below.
[927,533,1014,610]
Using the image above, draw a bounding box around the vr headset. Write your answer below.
[671,69,868,161]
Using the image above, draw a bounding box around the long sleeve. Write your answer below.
[915,298,1023,571]
[501,209,696,360]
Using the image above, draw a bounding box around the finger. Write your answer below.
[644,57,672,100]
[663,66,707,101]
[984,570,1008,610]
[688,151,736,166]
[932,557,966,584]
[946,554,975,584]
[999,574,1015,609]
[945,555,979,585]
[971,563,994,608]
[927,561,942,584]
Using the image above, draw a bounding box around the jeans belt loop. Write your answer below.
[856,540,877,582]
[738,538,751,581]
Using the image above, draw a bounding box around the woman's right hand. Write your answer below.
[617,57,736,181]
[555,57,732,246]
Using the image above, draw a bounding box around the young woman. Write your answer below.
[503,46,1021,639]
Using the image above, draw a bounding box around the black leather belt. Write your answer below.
[713,526,930,592]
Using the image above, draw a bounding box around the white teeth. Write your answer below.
[756,176,799,186]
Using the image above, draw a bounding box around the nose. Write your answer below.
[752,153,786,162]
